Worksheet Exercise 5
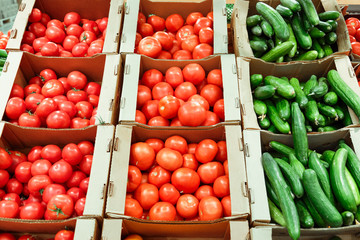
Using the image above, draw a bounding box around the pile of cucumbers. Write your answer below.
[0,49,7,76]
[247,0,340,62]
[251,69,360,133]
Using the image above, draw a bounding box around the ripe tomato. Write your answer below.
[158,95,180,119]
[24,84,41,97]
[42,184,66,203]
[194,17,213,34]
[20,43,35,53]
[10,84,24,100]
[55,230,74,240]
[58,101,77,119]
[182,63,205,85]
[182,153,198,171]
[32,37,49,52]
[173,50,192,60]
[35,98,58,118]
[79,30,96,45]
[181,35,199,52]
[223,160,228,176]
[79,177,89,193]
[138,23,154,37]
[72,42,89,57]
[149,202,176,220]
[141,69,163,89]
[197,162,224,184]
[207,12,214,21]
[29,22,46,38]
[46,194,74,220]
[0,169,9,187]
[213,99,225,121]
[134,183,159,210]
[156,148,183,171]
[75,101,93,119]
[356,28,360,42]
[159,183,180,205]
[188,143,197,154]
[62,143,83,166]
[130,142,155,171]
[202,111,220,126]
[153,31,173,51]
[199,27,213,45]
[28,8,42,22]
[63,35,79,51]
[195,139,218,164]
[0,200,19,218]
[169,40,181,55]
[66,24,84,38]
[352,42,360,56]
[170,117,182,126]
[19,202,44,219]
[78,155,93,175]
[145,138,164,154]
[221,195,231,217]
[213,175,230,198]
[148,116,169,126]
[41,80,65,97]
[6,178,23,195]
[171,168,200,194]
[135,110,146,124]
[193,43,213,59]
[165,135,188,155]
[41,144,61,163]
[198,196,223,220]
[47,19,65,31]
[174,82,197,101]
[195,185,215,201]
[147,15,166,32]
[67,187,85,203]
[207,69,222,87]
[28,175,52,197]
[178,101,206,126]
[138,37,162,58]
[165,67,183,88]
[350,35,357,43]
[67,89,87,103]
[347,24,356,36]
[83,20,100,35]
[97,17,108,33]
[188,94,210,111]
[64,12,81,26]
[45,26,65,44]
[157,51,172,59]
[165,14,184,33]
[346,17,360,30]
[84,82,101,96]
[67,71,87,90]
[176,194,199,219]
[124,234,143,240]
[66,171,86,188]
[30,159,51,176]
[22,31,36,45]
[74,197,85,216]
[141,100,160,120]
[149,166,171,188]
[25,93,44,112]
[125,198,143,218]
[77,141,94,155]
[127,165,142,192]
[137,85,152,109]
[0,233,16,240]
[186,12,204,26]
[138,12,146,26]
[46,111,71,128]
[5,97,26,120]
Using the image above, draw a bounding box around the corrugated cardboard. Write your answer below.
[120,0,228,56]
[231,0,351,61]
[105,124,249,221]
[119,54,241,127]
[101,219,249,240]
[243,127,360,228]
[74,219,99,240]
[0,122,115,228]
[6,0,123,54]
[237,55,360,131]
[0,51,122,126]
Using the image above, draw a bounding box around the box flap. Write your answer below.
[230,221,249,240]
[102,219,123,240]
[212,0,228,54]
[119,0,140,54]
[250,227,272,240]
[74,219,98,240]
[103,0,123,53]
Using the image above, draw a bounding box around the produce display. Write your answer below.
[251,69,359,133]
[125,136,230,221]
[20,8,108,57]
[0,230,74,240]
[0,141,94,220]
[5,68,101,128]
[246,2,340,62]
[135,11,214,59]
[136,64,224,126]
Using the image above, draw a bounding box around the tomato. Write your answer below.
[221,195,231,217]
[72,42,89,57]
[28,175,52,197]
[0,200,19,218]
[9,84,24,100]
[138,36,162,58]
[35,98,58,119]
[141,172,149,184]
[152,82,175,101]
[58,101,77,119]
[141,140,162,156]
[148,116,169,126]
[20,43,35,53]
[15,162,32,184]
[202,111,220,126]
[124,234,143,240]
[206,69,222,87]
[141,69,163,89]
[74,197,85,216]
[66,171,86,188]
[0,233,16,240]
[201,84,223,107]
[197,162,224,184]
[25,93,44,112]
[158,184,180,206]
[153,31,173,51]
[165,14,184,33]
[46,194,74,220]
[223,160,229,176]
[75,101,93,119]
[346,17,360,30]
[19,202,44,219]
[64,12,81,26]
[62,143,83,166]
[41,79,64,97]
[347,24,356,36]
[173,49,192,60]
[198,27,214,45]
[47,19,65,30]
[27,146,42,163]
[29,22,46,38]
[42,184,66,204]
[65,71,87,90]
[137,85,152,109]
[83,20,100,35]
[7,151,26,174]
[352,42,360,56]
[5,97,26,120]
[178,101,206,126]
[18,235,36,240]
[176,194,199,219]
[193,43,213,59]
[169,40,181,55]
[194,17,213,34]
[174,82,197,102]
[213,175,230,198]
[41,144,61,163]
[158,95,180,119]
[46,26,65,44]
[148,166,171,188]
[196,139,218,164]
[148,15,166,32]
[188,94,210,111]
[149,202,176,220]
[213,99,225,121]
[54,230,74,240]
[135,32,142,47]
[350,35,357,43]
[195,185,215,201]
[170,117,182,126]
[171,168,200,194]
[79,177,89,193]
[39,69,57,83]
[71,117,90,128]
[78,155,92,175]
[67,89,87,103]
[186,12,203,26]
[188,143,197,154]
[164,136,187,155]
[88,40,103,56]
[134,183,159,210]
[182,63,205,85]
[199,196,223,220]
[138,12,146,26]
[135,110,146,124]
[0,169,9,187]
[207,12,213,21]
[130,142,155,171]
[66,24,84,38]
[181,153,197,171]
[156,50,171,59]
[39,13,50,26]
[79,30,96,45]
[24,84,41,98]
[181,35,199,52]
[164,67,183,88]
[141,100,160,120]
[125,197,143,218]
[63,35,79,52]
[22,31,36,45]
[97,17,108,33]
[156,148,183,172]
[356,28,360,42]
[5,178,23,195]
[67,187,85,203]
[30,159,51,176]
[127,165,142,192]
[46,111,71,128]
[138,23,154,37]
[32,37,49,52]
[28,8,42,22]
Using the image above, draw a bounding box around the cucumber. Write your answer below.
[280,0,301,12]
[247,15,262,27]
[356,205,360,222]
[266,100,291,134]
[320,159,330,168]
[250,74,263,89]
[262,153,300,240]
[251,35,267,41]
[303,195,326,227]
[0,49,7,58]
[274,36,284,63]
[318,126,337,132]
[309,151,335,204]
[256,2,290,41]
[328,70,360,119]
[322,150,335,164]
[303,75,317,96]
[266,180,280,208]
[324,91,338,105]
[276,5,293,18]
[251,25,263,37]
[327,19,338,31]
[261,41,294,62]
[254,99,267,117]
[323,44,333,56]
[345,168,360,206]
[309,27,325,38]
[291,14,312,50]
[305,124,312,132]
[264,76,296,99]
[330,148,357,213]
[312,39,325,59]
[319,11,341,21]
[309,79,328,98]
[318,37,326,46]
[267,39,275,49]
[261,20,274,38]
[287,24,298,58]
[291,102,308,166]
[317,103,338,119]
[254,51,263,58]
[339,140,360,192]
[276,98,291,121]
[280,77,289,82]
[303,169,343,227]
[297,0,320,25]
[325,32,337,45]
[305,100,321,125]
[254,85,276,99]
[269,198,287,226]
[318,21,333,33]
[250,40,268,52]
[342,105,353,126]
[341,211,354,226]
[317,114,327,127]
[259,116,271,129]
[295,200,314,228]
[295,50,318,61]
[290,78,308,108]
[301,12,313,32]
[268,125,279,133]
[270,141,295,156]
[289,153,305,179]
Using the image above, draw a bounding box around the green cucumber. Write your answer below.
[318,126,337,132]
[317,103,338,119]
[256,2,290,41]
[342,105,353,126]
[291,102,308,166]
[289,153,305,179]
[254,51,263,58]
[295,50,318,61]
[261,20,274,38]
[287,24,298,58]
[320,159,330,168]
[0,49,7,58]
[290,78,308,108]
[318,21,333,33]
[339,140,360,192]
[250,74,263,89]
[356,205,360,222]
[267,39,275,49]
[297,0,319,25]
[276,5,293,18]
[280,0,301,12]
[319,11,341,21]
[295,200,314,228]
[292,13,312,50]
[333,106,344,120]
[305,124,313,132]
[254,99,267,116]
[251,35,267,41]
[265,100,291,134]
[324,92,338,105]
[259,116,271,129]
[341,211,354,226]
[274,36,284,63]
[345,168,360,206]
[262,153,300,240]
[312,39,325,59]
[268,124,279,133]
[318,37,326,46]
[303,195,326,227]
[322,150,335,164]
[309,27,325,39]
[264,76,296,99]
[305,100,321,125]
[327,19,338,31]
[251,25,263,36]
[266,180,280,208]
[325,32,337,45]
[250,40,268,52]
[247,15,262,27]
[330,148,357,213]
[261,41,294,62]
[317,114,327,127]
[303,169,343,227]
[309,78,328,98]
[270,141,295,156]
[301,13,313,32]
[276,98,291,121]
[269,198,287,227]
[303,75,317,96]
[280,77,289,82]
[323,44,333,56]
[254,85,276,99]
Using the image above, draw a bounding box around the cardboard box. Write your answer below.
[120,0,228,56]
[243,127,360,226]
[105,124,249,220]
[6,0,123,54]
[119,54,241,127]
[101,219,249,240]
[0,122,115,227]
[237,55,360,131]
[0,51,122,126]
[231,0,351,62]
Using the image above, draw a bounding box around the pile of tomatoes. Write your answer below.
[0,31,9,50]
[20,8,108,57]
[135,11,214,59]
[346,17,360,56]
[136,63,224,127]
[0,140,94,220]
[125,136,230,221]
[0,229,74,240]
[6,68,101,128]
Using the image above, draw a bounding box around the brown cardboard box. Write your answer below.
[119,54,241,127]
[120,0,228,56]
[105,124,249,221]
[231,0,351,62]
[101,219,249,240]
[0,122,115,227]
[237,55,360,131]
[0,51,122,126]
[6,0,123,54]
[243,127,360,227]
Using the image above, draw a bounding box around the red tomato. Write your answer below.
[83,20,100,35]
[18,112,40,127]
[195,185,215,201]
[207,69,222,87]
[182,153,198,171]
[40,68,57,83]
[197,162,224,184]
[78,155,93,175]
[213,99,225,121]
[0,200,19,218]
[152,82,174,100]
[72,42,89,57]
[198,196,223,220]
[182,63,205,85]
[178,101,206,126]
[213,175,230,198]
[207,12,214,21]
[138,12,146,26]
[63,35,79,51]
[55,230,74,240]
[195,139,218,164]
[188,143,197,154]
[169,40,181,55]
[149,166,171,188]
[58,101,77,119]
[75,101,93,119]
[41,144,61,163]
[135,32,142,47]
[174,82,197,101]
[348,24,356,36]
[130,142,155,171]
[42,184,66,203]
[157,51,172,59]
[159,183,180,205]
[66,171,86,188]
[188,94,210,111]
[221,195,232,217]
[19,202,44,219]
[214,141,227,162]
[62,143,83,166]
[28,175,52,197]
[149,202,176,220]
[28,8,42,23]
[84,82,101,96]
[22,31,36,45]
[67,71,87,90]
[30,159,51,176]
[134,183,159,210]
[25,93,44,112]
[176,194,199,219]
[35,98,58,118]
[74,197,85,216]
[166,14,184,33]
[141,69,163,88]
[147,15,166,32]
[27,146,42,162]
[202,111,220,126]
[356,28,360,42]
[171,168,200,194]
[97,17,108,33]
[41,80,64,97]
[6,178,23,195]
[199,27,213,45]
[0,233,16,240]
[194,17,213,34]
[47,19,65,30]
[170,117,182,126]
[48,160,73,183]
[7,151,26,174]
[79,177,89,193]
[186,12,204,26]
[141,100,160,120]
[32,37,49,52]
[29,22,46,38]
[39,13,50,26]
[67,89,87,103]
[165,67,183,88]
[45,26,66,44]
[176,25,195,42]
[125,198,143,218]
[5,97,26,120]
[127,165,142,192]
[350,35,357,43]
[79,30,96,45]
[224,160,228,176]
[352,42,360,56]
[18,235,36,240]
[200,84,223,107]
[46,194,74,220]
[67,187,85,204]
[10,84,24,100]
[77,141,94,155]
[158,95,180,119]
[173,49,192,60]
[164,135,188,154]
[20,43,35,53]
[193,43,213,59]
[0,148,12,170]
[24,84,41,98]
[66,24,84,38]
[156,148,183,171]
[137,85,152,108]
[135,110,147,124]
[346,17,360,30]
[148,116,169,126]
[153,31,173,51]
[181,35,199,52]
[46,111,71,128]
[138,37,162,58]
[64,12,81,26]
[0,170,9,188]
[138,23,154,37]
